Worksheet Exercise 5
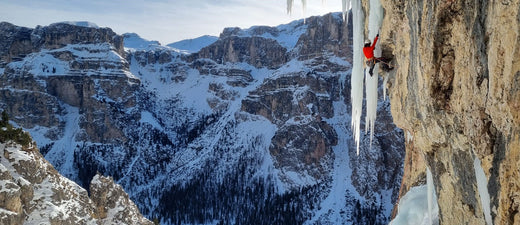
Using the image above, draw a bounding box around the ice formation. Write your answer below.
[302,0,307,20]
[342,0,351,22]
[390,183,439,225]
[286,0,308,22]
[382,71,389,100]
[349,0,364,155]
[390,167,438,225]
[474,157,492,225]
[286,0,307,19]
[287,0,294,14]
[427,167,435,225]
[364,0,383,148]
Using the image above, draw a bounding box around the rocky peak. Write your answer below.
[90,174,153,225]
[33,23,124,56]
[0,22,34,66]
[192,12,351,70]
[294,13,351,60]
[195,36,288,69]
[0,22,124,67]
[0,141,152,225]
[219,27,242,38]
[219,26,280,39]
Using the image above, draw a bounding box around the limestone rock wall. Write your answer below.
[195,36,288,69]
[0,22,124,66]
[0,23,138,143]
[90,174,153,225]
[379,0,520,224]
[295,13,351,60]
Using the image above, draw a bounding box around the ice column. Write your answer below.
[342,0,351,22]
[286,0,308,23]
[474,157,492,225]
[302,0,307,16]
[287,0,294,14]
[364,0,383,147]
[350,0,364,155]
[427,167,435,225]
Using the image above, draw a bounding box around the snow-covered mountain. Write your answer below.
[167,35,218,53]
[51,21,100,28]
[0,13,404,225]
[123,33,163,52]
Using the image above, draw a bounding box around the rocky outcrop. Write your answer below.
[242,73,338,125]
[241,72,339,185]
[0,141,152,225]
[0,24,139,143]
[195,36,288,69]
[380,0,520,224]
[0,22,33,67]
[90,174,153,225]
[0,22,124,66]
[295,13,351,60]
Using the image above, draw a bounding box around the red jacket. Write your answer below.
[363,35,378,59]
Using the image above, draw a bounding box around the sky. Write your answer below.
[0,0,343,45]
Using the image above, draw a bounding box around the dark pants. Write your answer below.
[367,58,383,76]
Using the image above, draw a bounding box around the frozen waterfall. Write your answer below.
[350,0,364,155]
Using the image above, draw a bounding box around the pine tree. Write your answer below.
[1,110,8,127]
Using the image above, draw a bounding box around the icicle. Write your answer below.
[427,167,434,225]
[365,69,378,147]
[382,73,389,100]
[342,0,351,22]
[474,157,492,225]
[342,0,347,21]
[301,0,307,23]
[339,0,351,86]
[287,0,294,15]
[350,0,364,155]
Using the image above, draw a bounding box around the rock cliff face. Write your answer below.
[0,141,152,225]
[194,35,288,69]
[0,22,124,66]
[379,0,520,224]
[0,42,138,143]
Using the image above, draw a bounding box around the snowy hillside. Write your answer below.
[123,33,163,52]
[167,35,218,53]
[51,21,100,28]
[0,12,404,225]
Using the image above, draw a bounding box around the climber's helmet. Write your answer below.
[364,39,371,45]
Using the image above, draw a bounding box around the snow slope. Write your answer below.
[51,21,100,28]
[123,33,162,52]
[167,35,218,53]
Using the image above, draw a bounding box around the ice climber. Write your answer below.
[363,33,382,76]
